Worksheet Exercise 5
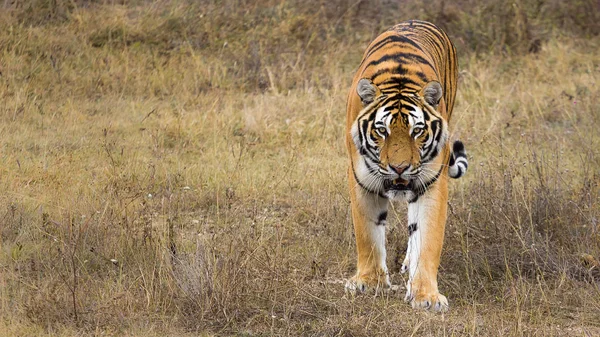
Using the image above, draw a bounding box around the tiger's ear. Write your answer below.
[422,81,443,106]
[357,79,378,105]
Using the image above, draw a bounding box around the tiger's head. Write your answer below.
[350,78,449,201]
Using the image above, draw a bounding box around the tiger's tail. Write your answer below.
[449,140,468,179]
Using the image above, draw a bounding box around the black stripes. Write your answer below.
[350,20,459,204]
[449,140,468,179]
[377,211,388,226]
[408,223,417,236]
[357,115,379,161]
[420,119,442,162]
[448,152,455,166]
[365,52,433,73]
[365,34,424,61]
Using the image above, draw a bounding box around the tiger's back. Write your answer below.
[347,20,458,133]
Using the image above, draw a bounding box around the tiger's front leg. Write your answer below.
[403,173,449,311]
[345,169,391,294]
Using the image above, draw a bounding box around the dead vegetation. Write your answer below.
[0,0,599,336]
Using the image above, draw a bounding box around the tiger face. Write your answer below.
[350,79,449,201]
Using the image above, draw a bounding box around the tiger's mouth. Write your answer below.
[383,177,410,191]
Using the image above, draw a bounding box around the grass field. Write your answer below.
[0,1,599,336]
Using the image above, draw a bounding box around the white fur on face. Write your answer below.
[406,104,425,135]
[374,106,393,130]
[351,98,448,201]
[353,151,383,193]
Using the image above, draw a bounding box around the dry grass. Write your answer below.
[0,1,599,336]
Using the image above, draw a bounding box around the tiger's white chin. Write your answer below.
[385,189,416,201]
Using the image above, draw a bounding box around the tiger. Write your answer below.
[345,20,468,312]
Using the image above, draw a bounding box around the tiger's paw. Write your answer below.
[344,271,391,295]
[405,289,449,312]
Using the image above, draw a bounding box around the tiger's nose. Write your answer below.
[390,164,409,176]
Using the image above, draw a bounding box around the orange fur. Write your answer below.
[345,20,459,311]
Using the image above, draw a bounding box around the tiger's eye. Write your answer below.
[377,127,387,135]
[412,127,423,136]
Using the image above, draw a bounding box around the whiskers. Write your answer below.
[404,173,427,196]
[420,165,441,179]
[353,169,384,194]
[378,168,396,178]
[353,162,443,197]
[409,164,440,196]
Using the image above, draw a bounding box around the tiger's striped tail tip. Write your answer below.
[449,140,468,179]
